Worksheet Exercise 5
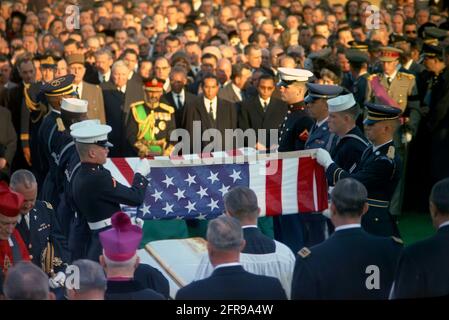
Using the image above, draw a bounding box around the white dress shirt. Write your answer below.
[204,96,218,120]
[172,89,185,109]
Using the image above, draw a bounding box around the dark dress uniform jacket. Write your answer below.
[161,90,200,129]
[305,120,336,152]
[393,224,449,299]
[71,163,148,260]
[238,96,288,148]
[331,126,370,173]
[291,227,402,300]
[277,101,314,152]
[326,142,401,237]
[175,265,287,300]
[105,279,165,300]
[16,200,71,272]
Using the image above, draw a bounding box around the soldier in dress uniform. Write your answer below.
[304,83,343,152]
[327,93,370,173]
[365,46,421,216]
[10,170,71,290]
[70,121,151,261]
[316,103,402,238]
[303,83,343,245]
[100,211,165,300]
[0,182,29,293]
[125,78,176,157]
[37,74,76,207]
[274,67,315,253]
[291,178,402,300]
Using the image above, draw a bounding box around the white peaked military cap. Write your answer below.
[61,98,88,113]
[69,119,101,131]
[327,93,356,112]
[70,122,113,147]
[278,67,314,82]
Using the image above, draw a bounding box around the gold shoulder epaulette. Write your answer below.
[43,201,53,210]
[298,247,311,258]
[398,72,415,80]
[159,103,175,114]
[56,117,65,132]
[130,101,145,109]
[391,236,403,245]
[387,146,395,159]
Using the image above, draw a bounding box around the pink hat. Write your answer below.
[99,212,142,261]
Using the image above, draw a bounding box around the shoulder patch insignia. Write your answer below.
[43,201,53,210]
[159,103,175,114]
[387,146,395,159]
[298,247,311,258]
[391,236,403,245]
[130,101,145,109]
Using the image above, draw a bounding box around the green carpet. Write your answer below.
[397,212,435,246]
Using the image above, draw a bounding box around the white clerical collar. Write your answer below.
[316,116,329,128]
[242,225,258,229]
[335,224,361,232]
[373,140,392,152]
[214,262,241,270]
[439,220,449,229]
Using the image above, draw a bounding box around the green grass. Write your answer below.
[397,212,435,246]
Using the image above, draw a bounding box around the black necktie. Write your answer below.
[209,101,215,121]
[74,86,80,98]
[263,101,268,111]
[17,216,30,246]
[387,77,392,85]
[177,94,182,109]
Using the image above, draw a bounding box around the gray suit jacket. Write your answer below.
[81,81,106,124]
[218,82,242,105]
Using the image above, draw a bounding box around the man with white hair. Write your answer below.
[100,212,165,300]
[101,60,144,156]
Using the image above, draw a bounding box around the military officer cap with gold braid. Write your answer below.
[144,78,164,92]
[41,74,75,97]
[364,103,401,125]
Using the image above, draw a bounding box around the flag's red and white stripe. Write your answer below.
[104,148,328,216]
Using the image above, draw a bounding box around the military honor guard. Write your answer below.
[10,170,70,289]
[100,211,165,300]
[70,121,151,261]
[304,83,343,151]
[37,75,76,206]
[327,93,370,173]
[365,46,421,216]
[316,103,402,238]
[291,179,402,300]
[0,182,30,288]
[274,67,315,253]
[125,78,176,157]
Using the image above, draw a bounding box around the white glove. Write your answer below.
[132,217,144,228]
[315,148,334,169]
[49,271,66,289]
[135,159,151,177]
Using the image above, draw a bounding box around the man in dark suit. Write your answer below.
[101,60,144,156]
[99,212,165,300]
[218,63,252,105]
[392,177,449,299]
[0,106,17,182]
[239,74,289,150]
[10,170,70,286]
[292,178,403,300]
[176,215,287,300]
[183,74,237,153]
[161,66,200,129]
